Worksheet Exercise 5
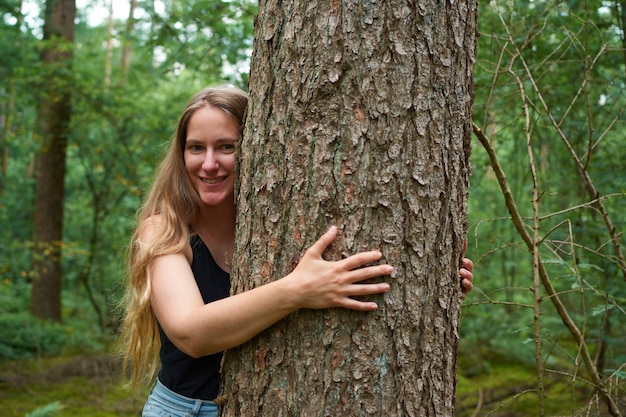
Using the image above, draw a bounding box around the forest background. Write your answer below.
[0,0,624,416]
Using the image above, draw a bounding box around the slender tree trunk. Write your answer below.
[31,0,76,321]
[121,0,137,77]
[0,84,11,197]
[618,0,626,79]
[0,0,22,196]
[221,1,477,416]
[104,0,114,89]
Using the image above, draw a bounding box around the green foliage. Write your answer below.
[146,0,256,86]
[0,312,69,360]
[0,280,108,360]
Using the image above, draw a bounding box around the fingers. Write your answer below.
[340,250,385,272]
[460,266,473,281]
[336,298,380,311]
[344,262,393,284]
[460,277,473,292]
[460,258,474,296]
[333,283,391,311]
[461,257,474,273]
[347,282,391,297]
[305,226,388,276]
[306,225,338,257]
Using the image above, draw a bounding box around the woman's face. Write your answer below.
[184,105,240,208]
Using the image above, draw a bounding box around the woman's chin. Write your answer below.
[199,192,235,208]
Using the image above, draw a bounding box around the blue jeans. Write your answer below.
[142,379,218,417]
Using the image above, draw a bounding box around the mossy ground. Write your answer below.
[456,355,617,416]
[0,353,620,416]
[0,354,147,417]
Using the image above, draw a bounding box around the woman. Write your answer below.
[119,85,474,417]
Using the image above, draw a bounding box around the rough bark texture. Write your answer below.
[221,0,476,415]
[31,0,76,321]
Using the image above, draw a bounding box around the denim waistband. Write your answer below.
[146,378,218,417]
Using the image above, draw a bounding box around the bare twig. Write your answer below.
[470,384,484,417]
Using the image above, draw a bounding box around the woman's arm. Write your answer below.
[150,226,393,358]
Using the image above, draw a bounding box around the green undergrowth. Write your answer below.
[0,350,615,416]
[0,354,147,417]
[456,353,603,416]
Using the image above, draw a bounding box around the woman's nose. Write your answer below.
[202,151,219,170]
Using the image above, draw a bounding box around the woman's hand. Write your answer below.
[286,226,393,311]
[460,253,474,298]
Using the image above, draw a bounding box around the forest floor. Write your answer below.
[0,353,620,416]
[0,353,146,417]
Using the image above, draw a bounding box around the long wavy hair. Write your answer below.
[118,86,248,385]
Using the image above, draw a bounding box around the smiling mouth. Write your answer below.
[201,176,226,184]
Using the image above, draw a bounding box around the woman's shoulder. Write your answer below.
[136,214,164,244]
[136,215,193,262]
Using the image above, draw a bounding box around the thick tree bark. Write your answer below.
[31,0,76,321]
[221,1,476,415]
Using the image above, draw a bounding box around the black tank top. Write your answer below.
[157,235,231,400]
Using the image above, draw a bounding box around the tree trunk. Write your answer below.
[121,0,137,77]
[614,0,626,75]
[104,0,114,89]
[221,0,476,415]
[0,1,23,196]
[31,0,76,321]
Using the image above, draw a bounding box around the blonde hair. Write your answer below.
[118,85,248,385]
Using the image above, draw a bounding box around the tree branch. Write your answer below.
[473,123,623,417]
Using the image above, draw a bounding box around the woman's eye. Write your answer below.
[188,144,204,152]
[222,143,236,152]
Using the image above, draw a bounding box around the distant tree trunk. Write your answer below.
[0,1,23,196]
[31,0,76,321]
[0,84,13,197]
[104,0,114,89]
[121,0,137,77]
[619,0,626,78]
[221,1,476,416]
